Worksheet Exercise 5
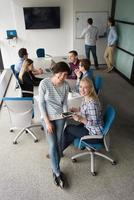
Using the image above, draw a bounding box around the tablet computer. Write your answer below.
[62,112,74,118]
[45,68,52,73]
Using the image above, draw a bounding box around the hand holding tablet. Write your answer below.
[62,112,75,118]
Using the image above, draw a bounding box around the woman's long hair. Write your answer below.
[19,59,33,81]
[80,77,98,101]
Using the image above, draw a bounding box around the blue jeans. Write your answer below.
[42,118,66,176]
[85,45,98,67]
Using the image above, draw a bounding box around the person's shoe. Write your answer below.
[46,153,64,159]
[46,154,50,159]
[107,67,114,73]
[57,174,65,189]
[95,66,99,70]
[15,84,19,89]
[53,173,59,187]
[103,68,108,72]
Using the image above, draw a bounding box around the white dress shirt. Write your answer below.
[80,25,98,46]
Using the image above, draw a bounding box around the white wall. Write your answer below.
[73,0,112,64]
[0,0,112,68]
[0,0,73,68]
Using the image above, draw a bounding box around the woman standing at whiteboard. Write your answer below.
[80,18,99,69]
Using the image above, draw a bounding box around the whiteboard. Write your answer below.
[75,11,108,38]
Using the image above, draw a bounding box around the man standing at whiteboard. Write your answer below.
[80,18,99,69]
[104,17,118,73]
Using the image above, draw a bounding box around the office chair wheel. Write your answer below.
[72,158,77,163]
[41,126,44,131]
[91,172,97,176]
[112,161,117,165]
[13,141,18,144]
[34,139,38,143]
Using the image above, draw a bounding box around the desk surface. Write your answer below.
[33,56,69,79]
[33,56,68,69]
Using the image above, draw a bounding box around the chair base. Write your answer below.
[71,147,116,175]
[12,124,42,144]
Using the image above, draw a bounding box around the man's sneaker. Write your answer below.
[107,67,114,73]
[95,66,99,70]
[53,173,59,187]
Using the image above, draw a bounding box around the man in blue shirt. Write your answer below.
[15,48,28,78]
[15,48,43,77]
[104,17,118,73]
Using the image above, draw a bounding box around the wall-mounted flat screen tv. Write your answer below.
[23,7,60,29]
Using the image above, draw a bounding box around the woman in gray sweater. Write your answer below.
[39,62,70,189]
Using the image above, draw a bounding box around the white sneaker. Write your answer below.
[107,67,114,73]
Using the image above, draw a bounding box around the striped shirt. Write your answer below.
[80,25,98,46]
[80,99,103,135]
[38,78,70,121]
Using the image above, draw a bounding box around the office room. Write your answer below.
[0,0,134,199]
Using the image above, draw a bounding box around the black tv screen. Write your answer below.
[23,7,60,29]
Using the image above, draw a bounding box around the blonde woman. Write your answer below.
[19,59,42,97]
[62,77,103,150]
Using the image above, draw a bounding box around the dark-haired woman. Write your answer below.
[39,62,70,189]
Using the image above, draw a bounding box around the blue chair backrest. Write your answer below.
[10,64,15,75]
[102,105,116,136]
[36,48,45,57]
[87,69,94,81]
[10,64,19,80]
[94,75,102,94]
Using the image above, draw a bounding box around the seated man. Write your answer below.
[68,50,80,79]
[15,48,43,78]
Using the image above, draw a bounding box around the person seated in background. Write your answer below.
[62,77,103,152]
[18,59,43,97]
[14,48,28,78]
[15,48,43,77]
[75,58,94,92]
[68,50,80,79]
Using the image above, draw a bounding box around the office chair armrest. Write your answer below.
[79,135,103,149]
[21,90,33,95]
[81,135,103,141]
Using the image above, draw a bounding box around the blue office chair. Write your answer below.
[36,48,52,58]
[10,64,20,89]
[2,97,42,144]
[72,105,116,176]
[93,75,102,95]
[36,48,45,57]
[10,64,16,76]
[10,64,34,97]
